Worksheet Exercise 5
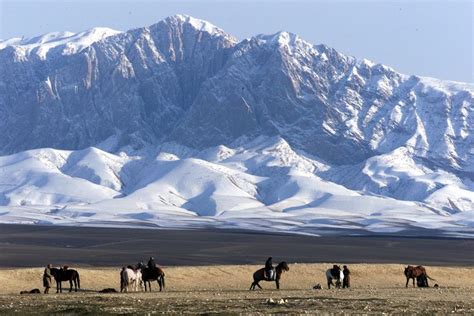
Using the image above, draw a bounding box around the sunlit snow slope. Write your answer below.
[0,15,472,237]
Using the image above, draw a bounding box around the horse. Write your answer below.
[138,262,166,292]
[120,267,143,292]
[404,265,436,288]
[250,261,289,290]
[50,267,80,293]
[326,265,343,289]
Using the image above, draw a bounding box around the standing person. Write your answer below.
[342,265,351,288]
[265,257,273,280]
[120,267,126,292]
[43,264,53,294]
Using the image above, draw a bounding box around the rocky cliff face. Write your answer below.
[0,15,473,219]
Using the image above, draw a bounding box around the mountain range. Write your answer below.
[0,15,472,237]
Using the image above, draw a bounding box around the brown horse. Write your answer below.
[250,261,289,290]
[138,262,166,292]
[50,267,80,293]
[404,265,435,287]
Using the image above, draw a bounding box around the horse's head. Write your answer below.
[404,266,412,277]
[277,261,290,272]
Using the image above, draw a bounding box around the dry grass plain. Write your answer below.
[1,263,473,314]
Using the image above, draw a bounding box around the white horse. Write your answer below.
[326,268,344,289]
[121,268,143,292]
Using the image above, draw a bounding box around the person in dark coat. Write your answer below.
[417,274,429,287]
[265,257,273,280]
[147,257,156,270]
[43,264,52,294]
[342,265,351,288]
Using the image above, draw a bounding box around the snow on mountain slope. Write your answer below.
[320,147,474,213]
[0,15,473,236]
[0,137,472,237]
[0,27,121,59]
[0,148,118,206]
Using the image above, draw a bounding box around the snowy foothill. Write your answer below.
[0,136,472,237]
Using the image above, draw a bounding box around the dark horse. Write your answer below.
[250,261,289,290]
[404,265,435,288]
[50,268,80,293]
[138,262,165,292]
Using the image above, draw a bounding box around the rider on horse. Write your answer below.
[147,257,156,270]
[265,257,274,280]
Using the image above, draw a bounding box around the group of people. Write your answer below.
[43,257,353,293]
[264,257,351,288]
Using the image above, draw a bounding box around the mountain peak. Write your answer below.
[161,14,232,39]
[0,15,473,222]
[255,31,300,47]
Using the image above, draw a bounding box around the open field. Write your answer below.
[1,224,473,267]
[1,264,473,314]
[1,225,473,313]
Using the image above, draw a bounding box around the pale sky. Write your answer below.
[0,0,472,82]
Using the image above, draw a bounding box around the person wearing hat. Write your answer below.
[342,265,351,288]
[43,264,53,294]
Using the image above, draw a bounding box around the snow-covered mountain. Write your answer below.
[0,27,121,59]
[0,15,472,237]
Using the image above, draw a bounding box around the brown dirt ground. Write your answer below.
[1,264,473,314]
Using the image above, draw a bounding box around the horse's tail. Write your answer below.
[426,274,437,282]
[76,272,81,289]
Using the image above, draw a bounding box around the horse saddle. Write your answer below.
[265,268,276,281]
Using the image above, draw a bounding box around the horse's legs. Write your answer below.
[412,277,416,288]
[405,277,409,288]
[69,279,73,292]
[327,278,331,289]
[276,279,280,290]
[250,281,261,291]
